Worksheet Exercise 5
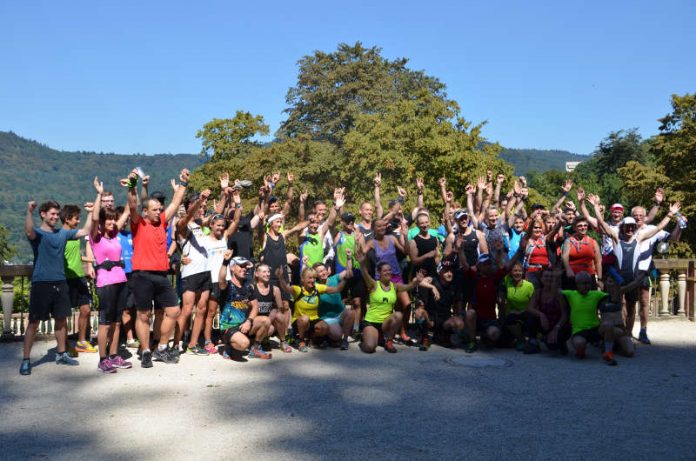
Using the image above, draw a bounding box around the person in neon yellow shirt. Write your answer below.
[354,241,424,353]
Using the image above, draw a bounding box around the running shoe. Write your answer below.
[384,339,397,353]
[238,180,253,188]
[340,339,349,351]
[187,345,209,356]
[98,358,117,374]
[317,339,329,350]
[280,341,293,353]
[248,346,272,360]
[603,351,618,366]
[464,341,478,353]
[19,359,31,376]
[110,355,133,369]
[67,345,79,357]
[75,341,97,353]
[126,339,140,349]
[638,329,652,345]
[419,337,431,351]
[56,352,79,366]
[204,342,218,355]
[297,341,310,353]
[168,346,181,363]
[153,348,177,364]
[141,350,153,368]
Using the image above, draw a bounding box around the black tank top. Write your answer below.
[414,234,437,276]
[261,234,287,272]
[619,240,637,282]
[461,228,480,266]
[254,284,276,315]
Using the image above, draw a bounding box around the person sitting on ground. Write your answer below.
[252,263,291,353]
[598,272,639,365]
[499,261,535,351]
[218,252,272,360]
[313,249,356,351]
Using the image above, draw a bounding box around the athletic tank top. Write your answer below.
[335,231,358,273]
[413,234,437,276]
[254,284,276,315]
[618,240,637,282]
[261,234,287,273]
[90,233,127,288]
[526,237,550,270]
[300,233,324,270]
[567,235,596,275]
[461,228,480,266]
[374,237,401,277]
[358,222,374,241]
[538,294,562,328]
[366,281,397,324]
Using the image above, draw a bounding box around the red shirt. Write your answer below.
[131,212,169,272]
[467,268,506,321]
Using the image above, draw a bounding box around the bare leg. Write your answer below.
[78,303,91,342]
[23,320,40,359]
[188,291,210,347]
[136,310,152,351]
[159,306,181,347]
[54,318,68,353]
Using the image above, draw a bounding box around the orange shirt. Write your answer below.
[566,235,596,275]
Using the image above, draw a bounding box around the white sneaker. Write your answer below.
[56,352,79,366]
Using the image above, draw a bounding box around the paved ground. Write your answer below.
[1,318,695,461]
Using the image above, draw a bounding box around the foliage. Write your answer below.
[196,111,269,161]
[500,148,587,176]
[0,224,16,263]
[0,131,204,262]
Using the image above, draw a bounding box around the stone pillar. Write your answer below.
[1,275,14,341]
[659,272,671,316]
[677,270,687,316]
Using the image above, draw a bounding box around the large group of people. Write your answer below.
[19,167,686,375]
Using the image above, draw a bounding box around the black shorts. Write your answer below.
[503,312,527,326]
[426,311,452,335]
[96,282,128,325]
[125,272,136,309]
[67,277,91,307]
[573,327,601,343]
[223,326,247,344]
[130,271,179,311]
[342,274,366,301]
[29,281,72,322]
[210,282,227,302]
[181,271,212,293]
[360,320,384,335]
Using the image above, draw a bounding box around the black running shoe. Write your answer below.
[153,348,176,364]
[141,350,153,368]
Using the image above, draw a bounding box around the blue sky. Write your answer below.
[1,0,694,156]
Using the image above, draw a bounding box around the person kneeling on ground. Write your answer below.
[276,265,345,352]
[313,249,356,351]
[525,269,570,355]
[355,245,424,353]
[416,260,465,350]
[218,252,272,360]
[563,271,619,365]
[597,272,638,365]
[499,261,535,351]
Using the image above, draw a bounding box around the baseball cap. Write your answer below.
[477,253,492,264]
[231,257,254,268]
[341,212,356,223]
[620,217,637,227]
[610,203,625,212]
[454,209,468,221]
[437,260,455,273]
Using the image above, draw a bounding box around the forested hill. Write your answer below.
[500,148,587,176]
[0,131,204,262]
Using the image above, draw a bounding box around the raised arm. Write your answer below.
[551,179,573,213]
[644,187,664,225]
[25,201,37,240]
[176,188,210,238]
[91,176,103,238]
[374,172,384,219]
[465,184,479,228]
[587,194,618,243]
[75,201,95,239]
[637,203,680,243]
[223,190,243,239]
[396,269,425,293]
[124,169,141,225]
[274,267,294,295]
[218,250,232,290]
[164,168,190,223]
[319,188,344,240]
[354,240,376,291]
[577,187,598,229]
[298,190,308,222]
[494,174,505,208]
[282,172,295,217]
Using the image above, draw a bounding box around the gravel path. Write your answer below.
[1,318,695,460]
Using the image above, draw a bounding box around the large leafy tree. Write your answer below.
[196,111,269,161]
[0,224,16,263]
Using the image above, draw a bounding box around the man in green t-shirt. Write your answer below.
[562,272,609,360]
[61,205,95,354]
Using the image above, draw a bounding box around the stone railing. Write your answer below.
[653,258,696,320]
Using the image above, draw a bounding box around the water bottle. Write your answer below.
[675,212,687,229]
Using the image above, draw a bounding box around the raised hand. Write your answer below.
[576,187,585,202]
[171,178,177,192]
[465,184,475,195]
[518,176,527,187]
[219,172,229,190]
[496,174,505,184]
[271,172,281,184]
[374,171,382,187]
[416,177,425,192]
[562,179,573,193]
[397,186,407,198]
[438,177,447,188]
[179,169,190,184]
[299,190,308,202]
[200,189,212,201]
[27,201,37,213]
[93,176,104,194]
[655,187,665,204]
[477,176,486,190]
[287,172,295,183]
[83,202,95,212]
[669,202,681,215]
[445,190,454,203]
[141,175,150,186]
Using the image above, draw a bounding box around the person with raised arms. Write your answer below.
[89,177,133,372]
[20,193,94,375]
[354,242,424,354]
[126,167,189,368]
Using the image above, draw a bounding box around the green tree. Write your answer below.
[0,224,16,263]
[196,111,269,161]
[278,42,449,145]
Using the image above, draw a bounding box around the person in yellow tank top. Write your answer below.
[354,241,424,353]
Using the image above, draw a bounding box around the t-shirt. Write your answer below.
[292,284,328,321]
[423,277,455,318]
[179,222,208,278]
[118,230,134,274]
[468,268,506,321]
[636,225,670,271]
[220,281,256,330]
[504,276,534,314]
[365,281,397,324]
[299,233,324,271]
[30,227,79,282]
[90,233,127,287]
[204,236,229,283]
[132,212,169,272]
[64,239,84,279]
[319,274,344,319]
[562,290,607,334]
